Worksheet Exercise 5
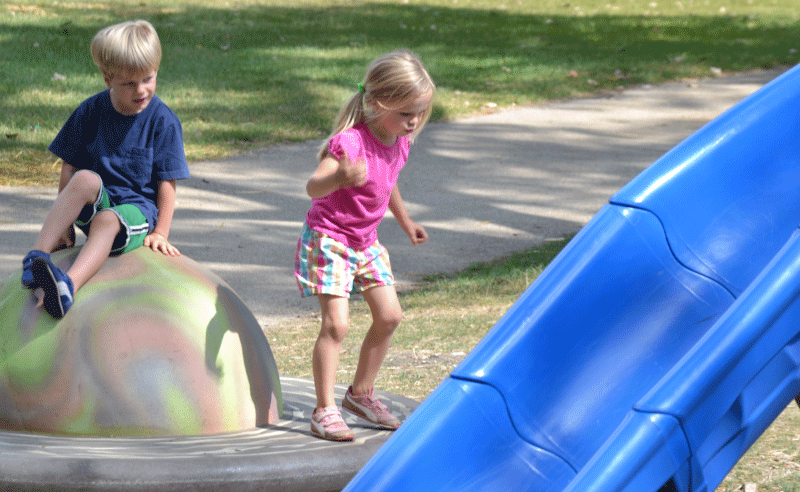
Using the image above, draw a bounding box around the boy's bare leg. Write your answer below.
[33,170,101,254]
[30,169,118,291]
[64,209,119,291]
[351,285,402,395]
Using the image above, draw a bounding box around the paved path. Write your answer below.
[0,68,787,325]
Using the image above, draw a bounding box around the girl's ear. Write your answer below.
[366,98,382,115]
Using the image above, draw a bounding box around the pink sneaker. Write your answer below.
[342,386,401,430]
[311,406,354,441]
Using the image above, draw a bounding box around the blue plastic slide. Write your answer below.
[343,63,800,492]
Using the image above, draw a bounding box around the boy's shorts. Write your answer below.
[75,173,149,256]
[295,222,394,298]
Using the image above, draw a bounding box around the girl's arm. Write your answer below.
[144,179,181,256]
[306,152,367,199]
[388,184,428,246]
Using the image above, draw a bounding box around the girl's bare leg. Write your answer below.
[351,285,402,395]
[313,294,350,411]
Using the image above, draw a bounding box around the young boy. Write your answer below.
[21,19,190,319]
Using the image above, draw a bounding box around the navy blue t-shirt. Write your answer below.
[49,89,190,231]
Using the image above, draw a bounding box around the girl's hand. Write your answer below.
[144,232,181,257]
[307,151,367,198]
[407,222,428,246]
[335,152,368,189]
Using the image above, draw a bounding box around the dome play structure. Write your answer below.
[0,248,416,491]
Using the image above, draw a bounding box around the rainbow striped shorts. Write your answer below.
[295,222,394,298]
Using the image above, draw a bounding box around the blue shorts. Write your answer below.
[295,223,394,298]
[75,174,149,256]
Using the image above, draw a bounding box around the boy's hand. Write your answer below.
[53,225,76,252]
[144,232,181,257]
[335,152,368,189]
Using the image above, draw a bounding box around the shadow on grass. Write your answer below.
[2,2,799,167]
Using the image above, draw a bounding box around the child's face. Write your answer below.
[105,69,157,116]
[371,91,432,144]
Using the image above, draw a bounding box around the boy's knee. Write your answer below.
[67,170,102,200]
[89,209,121,233]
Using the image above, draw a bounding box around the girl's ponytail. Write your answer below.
[317,89,367,161]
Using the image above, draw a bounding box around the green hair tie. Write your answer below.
[358,82,366,94]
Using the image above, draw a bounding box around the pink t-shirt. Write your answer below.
[305,123,409,250]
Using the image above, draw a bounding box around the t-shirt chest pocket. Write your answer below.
[124,147,154,181]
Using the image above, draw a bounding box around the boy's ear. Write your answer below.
[102,72,114,89]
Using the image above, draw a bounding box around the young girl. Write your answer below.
[295,50,435,441]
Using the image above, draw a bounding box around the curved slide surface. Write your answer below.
[343,63,800,492]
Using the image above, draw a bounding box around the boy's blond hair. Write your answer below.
[318,49,436,161]
[91,20,161,77]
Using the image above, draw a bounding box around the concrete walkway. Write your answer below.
[0,68,787,325]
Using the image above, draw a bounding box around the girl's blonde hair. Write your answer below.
[91,20,162,77]
[318,49,435,161]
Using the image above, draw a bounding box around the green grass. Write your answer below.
[720,402,800,491]
[2,0,800,185]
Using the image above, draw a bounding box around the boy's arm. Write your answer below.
[143,179,180,256]
[388,184,428,246]
[58,161,77,192]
